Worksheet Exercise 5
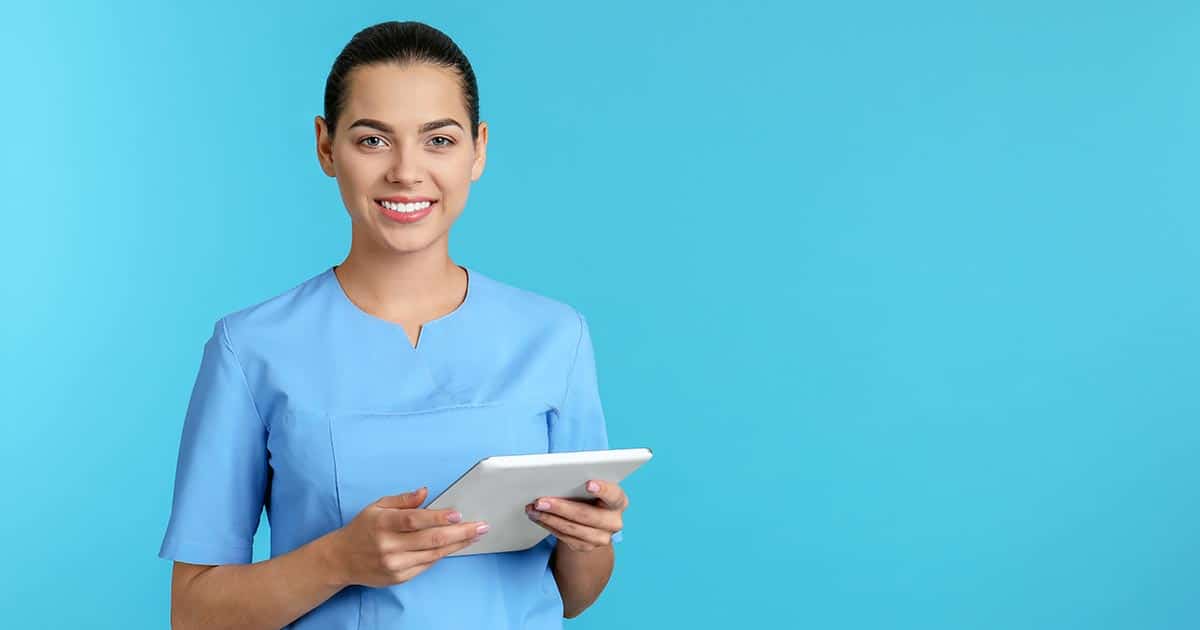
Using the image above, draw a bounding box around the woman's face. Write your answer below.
[315,62,487,256]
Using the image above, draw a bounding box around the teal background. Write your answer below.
[2,0,1197,627]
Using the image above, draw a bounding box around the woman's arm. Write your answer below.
[170,531,346,630]
[551,544,615,618]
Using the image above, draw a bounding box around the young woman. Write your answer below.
[158,21,629,629]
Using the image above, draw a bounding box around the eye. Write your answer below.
[358,135,387,149]
[429,136,455,147]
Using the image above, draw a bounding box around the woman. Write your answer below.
[158,21,629,629]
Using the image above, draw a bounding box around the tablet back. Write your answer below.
[426,447,653,556]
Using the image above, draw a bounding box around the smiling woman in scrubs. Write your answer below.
[158,21,629,629]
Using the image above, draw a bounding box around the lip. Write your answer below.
[376,199,435,224]
[376,195,437,203]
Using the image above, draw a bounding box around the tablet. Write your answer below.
[424,447,653,556]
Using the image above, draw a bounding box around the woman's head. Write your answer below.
[316,21,487,257]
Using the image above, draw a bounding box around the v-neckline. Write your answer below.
[327,264,474,351]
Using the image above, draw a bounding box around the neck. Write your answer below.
[334,243,464,322]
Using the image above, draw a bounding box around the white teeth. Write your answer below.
[380,200,432,213]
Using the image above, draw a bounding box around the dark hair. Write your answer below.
[323,21,480,143]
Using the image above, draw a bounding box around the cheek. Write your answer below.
[335,166,383,208]
[442,146,477,174]
[437,157,478,196]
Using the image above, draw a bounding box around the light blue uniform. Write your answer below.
[158,264,622,628]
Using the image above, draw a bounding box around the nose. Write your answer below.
[385,141,426,185]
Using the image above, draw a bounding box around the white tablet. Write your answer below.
[425,447,653,556]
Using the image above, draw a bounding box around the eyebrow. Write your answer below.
[348,117,464,134]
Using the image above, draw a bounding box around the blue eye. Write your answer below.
[430,136,455,147]
[359,135,385,148]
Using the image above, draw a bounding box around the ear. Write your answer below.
[470,121,488,182]
[315,115,336,177]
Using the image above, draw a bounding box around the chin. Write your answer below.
[378,228,448,253]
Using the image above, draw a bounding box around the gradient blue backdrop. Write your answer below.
[2,1,1197,627]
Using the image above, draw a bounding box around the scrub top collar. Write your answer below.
[325,264,475,351]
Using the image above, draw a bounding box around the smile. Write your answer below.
[376,199,436,223]
[379,200,432,213]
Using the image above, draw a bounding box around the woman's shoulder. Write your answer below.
[469,267,586,333]
[207,266,334,349]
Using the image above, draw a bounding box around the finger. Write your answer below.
[375,487,428,509]
[405,534,480,568]
[530,497,620,532]
[395,537,478,581]
[585,479,628,510]
[525,511,606,551]
[381,507,464,532]
[406,521,490,551]
[526,507,612,546]
[392,559,434,583]
[545,529,603,553]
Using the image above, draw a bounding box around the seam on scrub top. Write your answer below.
[560,308,587,412]
[326,411,345,529]
[355,588,364,630]
[321,400,502,418]
[410,266,472,403]
[219,317,268,432]
[168,537,254,558]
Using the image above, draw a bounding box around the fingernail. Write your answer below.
[526,508,540,521]
[476,523,491,535]
[587,481,599,493]
[447,511,462,523]
[536,500,550,510]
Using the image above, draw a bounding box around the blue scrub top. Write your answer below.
[158,264,622,629]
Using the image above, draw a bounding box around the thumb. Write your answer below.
[375,486,427,509]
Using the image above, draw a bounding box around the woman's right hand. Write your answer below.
[328,486,489,588]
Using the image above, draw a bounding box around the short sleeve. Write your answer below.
[547,311,623,545]
[158,318,269,564]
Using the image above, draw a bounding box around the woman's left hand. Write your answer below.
[526,479,627,552]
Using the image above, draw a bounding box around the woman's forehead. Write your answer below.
[343,63,466,128]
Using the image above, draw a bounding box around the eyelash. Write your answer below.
[358,135,454,149]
